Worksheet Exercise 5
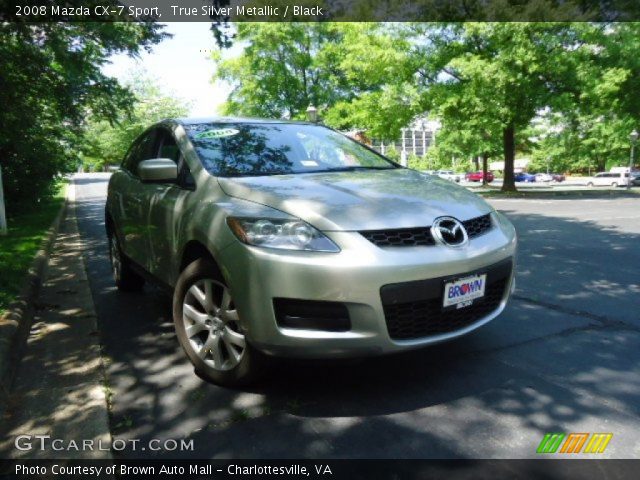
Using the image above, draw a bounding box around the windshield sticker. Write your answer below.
[195,128,240,139]
[301,160,319,167]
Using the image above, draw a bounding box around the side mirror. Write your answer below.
[138,158,177,183]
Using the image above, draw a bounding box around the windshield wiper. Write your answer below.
[221,166,398,177]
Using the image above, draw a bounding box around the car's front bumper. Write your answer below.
[218,213,517,358]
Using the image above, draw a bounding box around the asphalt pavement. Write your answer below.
[72,173,640,459]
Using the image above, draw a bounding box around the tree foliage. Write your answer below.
[215,23,350,119]
[409,23,592,190]
[214,22,416,138]
[82,74,190,170]
[0,19,165,212]
[213,22,640,185]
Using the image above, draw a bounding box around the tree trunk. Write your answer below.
[502,123,517,192]
[482,152,489,186]
[473,156,480,171]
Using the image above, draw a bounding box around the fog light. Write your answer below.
[273,298,351,332]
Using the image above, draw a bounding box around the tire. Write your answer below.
[611,182,618,188]
[173,258,266,386]
[587,182,594,187]
[108,233,145,292]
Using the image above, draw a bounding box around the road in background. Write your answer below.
[73,173,640,459]
[460,178,639,191]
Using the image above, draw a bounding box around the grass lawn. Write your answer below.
[0,183,66,316]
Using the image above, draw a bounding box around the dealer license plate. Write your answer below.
[443,274,487,309]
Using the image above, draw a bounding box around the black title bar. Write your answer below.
[1,459,640,480]
[2,0,640,22]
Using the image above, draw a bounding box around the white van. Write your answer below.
[586,171,630,187]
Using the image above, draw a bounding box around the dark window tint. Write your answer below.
[156,128,195,189]
[183,123,397,177]
[157,130,181,163]
[121,139,141,173]
[123,129,157,175]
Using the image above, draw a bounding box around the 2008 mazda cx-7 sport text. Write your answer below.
[105,117,517,386]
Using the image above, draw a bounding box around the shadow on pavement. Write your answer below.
[72,185,640,459]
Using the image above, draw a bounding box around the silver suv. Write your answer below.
[106,118,517,386]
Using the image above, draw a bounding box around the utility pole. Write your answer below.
[0,165,7,235]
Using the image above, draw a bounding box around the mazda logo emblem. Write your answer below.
[431,217,468,247]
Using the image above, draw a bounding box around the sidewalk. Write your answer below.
[0,182,112,460]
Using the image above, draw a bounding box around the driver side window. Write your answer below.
[157,131,181,163]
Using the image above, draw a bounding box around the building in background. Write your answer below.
[368,118,441,166]
[489,158,531,173]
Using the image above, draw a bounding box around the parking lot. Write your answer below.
[61,174,640,458]
[460,177,638,191]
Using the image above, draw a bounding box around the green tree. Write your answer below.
[82,74,190,170]
[526,112,635,174]
[213,22,416,137]
[0,17,165,212]
[411,23,588,191]
[525,23,640,174]
[320,23,418,139]
[214,23,348,119]
[211,21,640,180]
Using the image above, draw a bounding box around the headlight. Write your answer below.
[226,217,340,252]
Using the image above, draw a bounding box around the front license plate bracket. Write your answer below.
[442,273,487,310]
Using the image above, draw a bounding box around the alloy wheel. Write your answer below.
[182,279,245,371]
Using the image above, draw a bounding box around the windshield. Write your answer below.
[184,122,398,177]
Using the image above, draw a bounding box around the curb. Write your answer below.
[478,189,639,199]
[0,186,68,405]
[0,177,114,462]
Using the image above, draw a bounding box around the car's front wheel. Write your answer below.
[173,258,265,386]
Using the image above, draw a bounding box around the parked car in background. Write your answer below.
[631,171,640,186]
[105,117,517,386]
[534,173,553,182]
[514,172,536,183]
[551,173,566,182]
[465,171,494,182]
[436,170,461,182]
[586,172,630,187]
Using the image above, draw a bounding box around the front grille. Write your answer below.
[360,227,435,247]
[380,258,512,341]
[383,279,507,340]
[360,213,492,247]
[463,214,492,239]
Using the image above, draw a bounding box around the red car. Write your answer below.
[465,171,494,182]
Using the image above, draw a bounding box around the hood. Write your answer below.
[217,169,493,231]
